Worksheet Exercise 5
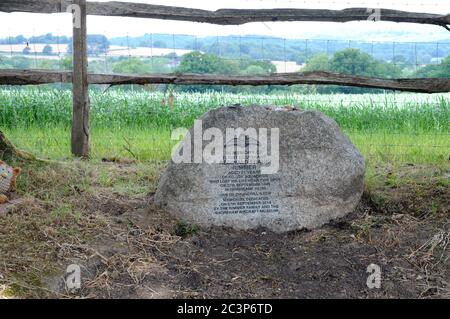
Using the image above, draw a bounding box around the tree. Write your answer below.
[153,40,167,48]
[328,48,401,79]
[393,54,406,66]
[240,44,250,55]
[241,60,276,75]
[37,59,57,70]
[61,56,73,70]
[22,47,31,55]
[296,49,315,64]
[88,35,109,55]
[42,44,53,55]
[330,49,377,76]
[302,49,402,93]
[112,57,151,74]
[414,55,450,78]
[15,35,26,44]
[176,52,237,92]
[176,52,276,92]
[177,51,237,75]
[302,53,330,72]
[9,56,31,69]
[67,34,109,55]
[242,65,265,75]
[0,35,26,45]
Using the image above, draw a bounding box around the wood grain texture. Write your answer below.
[0,0,448,28]
[0,70,449,93]
[71,0,90,158]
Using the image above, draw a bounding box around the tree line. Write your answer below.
[0,40,449,93]
[2,33,448,65]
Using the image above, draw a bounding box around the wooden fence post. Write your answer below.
[71,0,90,158]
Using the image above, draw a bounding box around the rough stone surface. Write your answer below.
[154,105,365,232]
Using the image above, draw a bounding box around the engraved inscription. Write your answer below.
[209,164,280,215]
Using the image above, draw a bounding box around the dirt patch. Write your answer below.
[0,161,448,298]
[77,199,448,299]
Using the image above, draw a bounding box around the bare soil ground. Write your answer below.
[0,160,448,299]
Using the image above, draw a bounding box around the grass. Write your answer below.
[1,89,449,131]
[1,88,448,167]
[3,126,175,161]
[0,87,449,188]
[0,160,156,298]
[0,159,448,298]
[4,125,449,166]
[0,88,448,299]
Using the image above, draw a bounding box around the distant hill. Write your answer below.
[1,33,448,66]
[109,33,450,65]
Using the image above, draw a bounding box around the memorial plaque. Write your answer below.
[209,135,280,216]
[155,105,365,232]
[209,164,280,216]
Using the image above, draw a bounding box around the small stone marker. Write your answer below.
[154,105,365,232]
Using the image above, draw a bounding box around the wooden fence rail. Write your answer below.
[1,0,449,157]
[0,0,449,29]
[1,70,449,94]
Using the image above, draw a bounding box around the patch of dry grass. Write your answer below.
[0,159,448,298]
[0,159,165,298]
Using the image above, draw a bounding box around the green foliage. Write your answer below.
[1,32,449,67]
[61,56,73,70]
[112,57,152,74]
[42,44,53,55]
[302,48,403,79]
[296,49,315,64]
[176,52,276,92]
[0,55,29,69]
[177,51,275,76]
[0,88,448,133]
[302,53,330,72]
[0,35,27,45]
[329,49,402,78]
[18,33,70,45]
[330,49,376,76]
[240,59,276,75]
[177,51,236,74]
[153,40,167,48]
[414,56,450,78]
[36,59,56,70]
[0,88,447,166]
[174,221,200,237]
[302,49,403,93]
[67,34,109,55]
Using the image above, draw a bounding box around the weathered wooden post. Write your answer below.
[71,0,90,157]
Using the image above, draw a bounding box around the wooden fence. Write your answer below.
[0,0,449,157]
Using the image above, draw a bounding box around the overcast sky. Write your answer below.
[0,0,449,41]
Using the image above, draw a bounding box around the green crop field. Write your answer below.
[1,88,449,171]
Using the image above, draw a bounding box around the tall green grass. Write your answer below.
[1,88,448,132]
[4,126,448,167]
[0,88,448,166]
